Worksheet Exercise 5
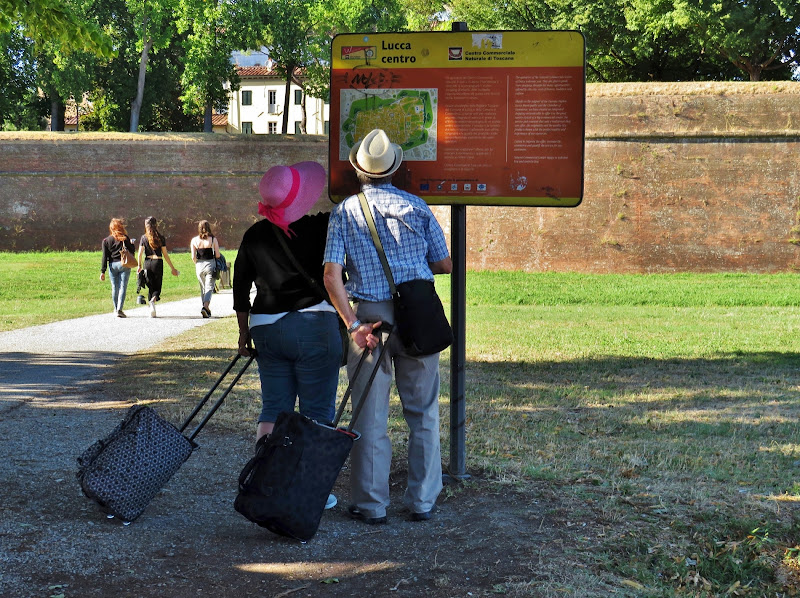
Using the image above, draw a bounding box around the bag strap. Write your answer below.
[357,192,397,296]
[271,222,328,303]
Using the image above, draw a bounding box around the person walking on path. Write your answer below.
[100,218,136,318]
[136,216,179,318]
[190,220,220,318]
[323,129,453,525]
[234,161,342,510]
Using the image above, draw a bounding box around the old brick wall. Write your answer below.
[2,82,800,272]
[0,133,330,252]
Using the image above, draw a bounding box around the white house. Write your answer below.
[224,65,330,135]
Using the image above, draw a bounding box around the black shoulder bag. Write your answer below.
[357,192,453,357]
[271,223,348,367]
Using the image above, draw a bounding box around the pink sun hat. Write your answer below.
[258,161,327,235]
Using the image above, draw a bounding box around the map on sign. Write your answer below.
[339,88,438,161]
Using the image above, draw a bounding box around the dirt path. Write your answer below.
[0,378,620,598]
[0,296,618,598]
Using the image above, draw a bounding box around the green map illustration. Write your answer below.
[340,89,437,161]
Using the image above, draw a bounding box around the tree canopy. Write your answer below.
[2,0,798,131]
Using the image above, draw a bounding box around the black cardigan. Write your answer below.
[232,213,331,315]
[100,235,135,273]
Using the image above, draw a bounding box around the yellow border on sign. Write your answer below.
[332,31,585,69]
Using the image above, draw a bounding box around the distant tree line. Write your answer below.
[1,0,798,132]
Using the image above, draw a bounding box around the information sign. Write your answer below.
[329,30,585,206]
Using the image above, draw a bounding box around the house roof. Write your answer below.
[212,113,228,126]
[236,65,303,78]
[237,66,279,77]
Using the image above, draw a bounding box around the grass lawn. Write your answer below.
[0,250,235,331]
[3,254,799,595]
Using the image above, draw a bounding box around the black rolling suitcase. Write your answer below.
[77,354,255,524]
[234,327,392,541]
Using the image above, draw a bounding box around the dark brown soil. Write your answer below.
[0,385,619,598]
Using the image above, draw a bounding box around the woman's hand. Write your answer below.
[238,329,253,356]
[171,268,179,276]
[99,272,105,281]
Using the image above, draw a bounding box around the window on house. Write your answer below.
[294,122,302,134]
[268,90,277,104]
[324,93,330,105]
[268,122,277,134]
[324,121,330,135]
[241,90,252,106]
[241,122,253,134]
[294,90,303,105]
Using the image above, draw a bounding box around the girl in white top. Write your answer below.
[190,220,220,318]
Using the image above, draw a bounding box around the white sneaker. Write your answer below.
[324,494,337,510]
[149,299,156,318]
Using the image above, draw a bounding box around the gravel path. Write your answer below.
[0,289,555,598]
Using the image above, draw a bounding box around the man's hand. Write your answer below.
[352,321,382,351]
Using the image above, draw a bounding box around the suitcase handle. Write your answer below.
[333,325,393,432]
[179,353,256,441]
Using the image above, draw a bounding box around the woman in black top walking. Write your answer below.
[190,220,220,318]
[136,217,179,318]
[100,218,136,318]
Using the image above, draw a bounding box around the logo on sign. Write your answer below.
[448,47,463,60]
[341,46,376,60]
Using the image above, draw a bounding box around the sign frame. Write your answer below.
[329,30,586,207]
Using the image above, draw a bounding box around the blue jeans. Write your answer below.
[250,310,342,424]
[108,261,131,311]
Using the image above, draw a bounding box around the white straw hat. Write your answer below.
[349,129,403,178]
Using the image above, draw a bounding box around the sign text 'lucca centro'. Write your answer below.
[329,30,586,207]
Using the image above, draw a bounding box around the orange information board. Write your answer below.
[329,30,585,206]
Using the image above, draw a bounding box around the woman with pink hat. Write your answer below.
[232,161,341,510]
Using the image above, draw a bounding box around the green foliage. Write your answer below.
[176,0,241,123]
[0,29,42,130]
[685,0,800,81]
[0,0,115,57]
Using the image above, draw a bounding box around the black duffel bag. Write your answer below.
[394,279,453,356]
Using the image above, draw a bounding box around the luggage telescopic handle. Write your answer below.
[179,353,241,433]
[333,325,393,432]
[178,354,256,441]
[186,355,255,442]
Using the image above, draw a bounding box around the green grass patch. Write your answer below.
[0,250,236,331]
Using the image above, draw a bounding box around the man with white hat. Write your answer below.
[323,129,453,525]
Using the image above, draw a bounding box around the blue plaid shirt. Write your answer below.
[324,183,450,302]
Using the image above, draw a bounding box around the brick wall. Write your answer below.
[2,82,799,272]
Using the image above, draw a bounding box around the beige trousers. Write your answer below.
[348,300,443,518]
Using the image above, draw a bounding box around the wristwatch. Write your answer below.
[347,319,362,334]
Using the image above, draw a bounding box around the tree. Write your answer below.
[685,0,800,81]
[0,0,114,57]
[303,0,408,106]
[177,0,242,132]
[0,29,40,129]
[127,0,176,131]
